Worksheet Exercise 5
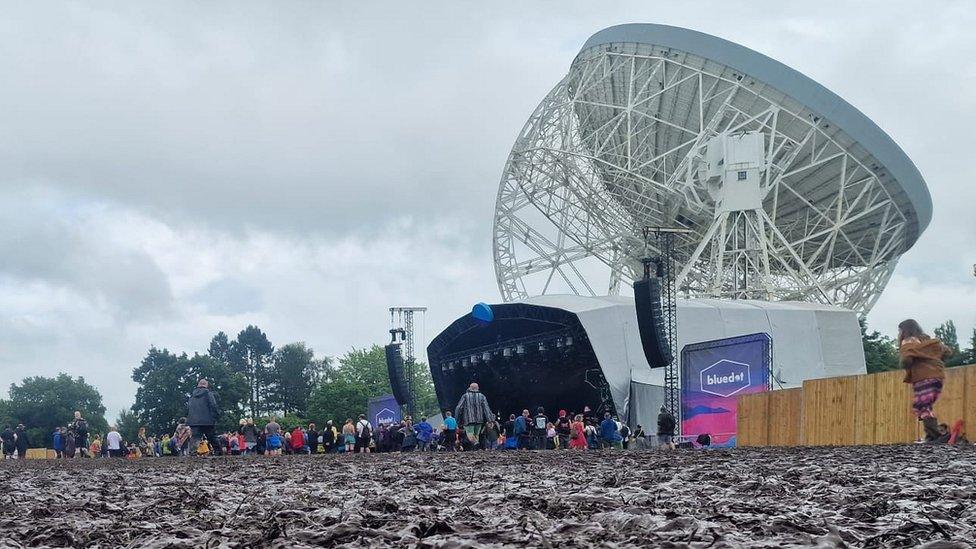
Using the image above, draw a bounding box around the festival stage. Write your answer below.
[5,447,974,547]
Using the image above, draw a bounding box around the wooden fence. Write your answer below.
[737,363,976,446]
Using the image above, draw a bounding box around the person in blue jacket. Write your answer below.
[600,412,623,449]
[514,409,530,449]
[414,417,434,451]
[52,427,65,458]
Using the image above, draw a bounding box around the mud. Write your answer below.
[0,445,973,548]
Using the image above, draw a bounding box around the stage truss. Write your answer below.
[493,42,915,314]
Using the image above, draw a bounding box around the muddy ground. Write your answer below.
[0,445,973,548]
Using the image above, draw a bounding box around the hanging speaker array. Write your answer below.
[633,277,673,368]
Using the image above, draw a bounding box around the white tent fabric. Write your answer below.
[518,295,866,426]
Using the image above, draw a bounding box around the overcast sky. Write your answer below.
[1,2,973,419]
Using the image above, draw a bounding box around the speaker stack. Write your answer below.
[633,276,673,368]
[384,343,411,406]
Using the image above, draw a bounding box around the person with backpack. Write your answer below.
[569,414,588,450]
[71,411,90,457]
[657,407,677,447]
[186,378,220,455]
[453,382,494,450]
[291,426,306,454]
[532,407,549,450]
[355,414,372,453]
[619,422,632,450]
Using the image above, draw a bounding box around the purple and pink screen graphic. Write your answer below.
[680,333,771,447]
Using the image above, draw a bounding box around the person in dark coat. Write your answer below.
[70,411,90,457]
[14,424,29,459]
[454,382,494,449]
[1,426,15,459]
[657,407,677,447]
[186,378,220,454]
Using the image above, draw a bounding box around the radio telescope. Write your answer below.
[493,24,931,313]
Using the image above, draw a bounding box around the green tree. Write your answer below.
[307,345,440,425]
[2,374,108,448]
[231,326,274,418]
[966,329,976,366]
[268,342,322,416]
[132,347,246,435]
[861,319,899,374]
[131,347,193,436]
[935,320,966,367]
[115,408,142,444]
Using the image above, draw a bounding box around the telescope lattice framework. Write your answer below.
[493,24,931,313]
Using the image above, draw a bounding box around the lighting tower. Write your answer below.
[390,306,427,414]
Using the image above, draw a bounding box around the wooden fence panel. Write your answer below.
[736,392,769,447]
[735,364,976,447]
[853,374,877,445]
[802,376,858,446]
[767,388,802,446]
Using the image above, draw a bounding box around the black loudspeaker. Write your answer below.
[633,277,673,368]
[385,343,411,406]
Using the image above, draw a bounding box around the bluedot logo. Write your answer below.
[375,408,397,425]
[699,359,751,397]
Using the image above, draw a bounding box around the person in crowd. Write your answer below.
[454,382,494,450]
[585,419,600,449]
[105,426,124,458]
[266,426,283,456]
[569,414,588,450]
[601,412,622,449]
[532,407,549,450]
[898,319,952,442]
[240,418,259,455]
[619,421,632,450]
[390,421,405,450]
[634,424,646,439]
[186,379,220,455]
[414,417,433,452]
[376,423,390,453]
[401,419,417,452]
[514,410,530,449]
[483,420,500,450]
[290,425,306,454]
[137,427,150,457]
[265,416,281,438]
[256,430,267,455]
[14,424,28,459]
[322,420,336,454]
[174,418,192,456]
[88,435,100,457]
[283,430,293,455]
[355,415,372,453]
[64,427,76,458]
[160,433,173,456]
[1,426,15,459]
[71,411,90,458]
[657,407,676,447]
[342,419,356,453]
[554,410,571,450]
[442,411,458,451]
[306,423,319,454]
[197,435,211,456]
[546,422,557,450]
[52,427,65,458]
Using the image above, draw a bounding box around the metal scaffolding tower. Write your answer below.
[389,306,427,414]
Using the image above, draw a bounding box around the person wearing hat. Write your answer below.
[186,378,220,455]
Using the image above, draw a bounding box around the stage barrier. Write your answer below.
[737,363,976,446]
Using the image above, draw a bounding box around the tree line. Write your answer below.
[0,324,439,445]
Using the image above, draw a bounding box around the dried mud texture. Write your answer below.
[0,446,974,548]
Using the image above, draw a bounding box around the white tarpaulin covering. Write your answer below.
[519,295,865,427]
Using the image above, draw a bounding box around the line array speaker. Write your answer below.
[633,277,673,368]
[385,343,411,406]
